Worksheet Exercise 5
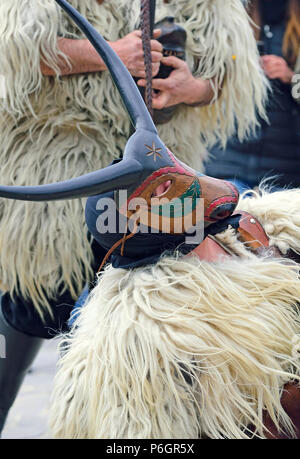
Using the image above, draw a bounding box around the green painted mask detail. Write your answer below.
[151,179,201,218]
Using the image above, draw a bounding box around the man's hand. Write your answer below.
[111,29,163,78]
[137,56,215,109]
[41,30,163,78]
[261,55,295,84]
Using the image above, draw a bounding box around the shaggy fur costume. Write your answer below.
[0,0,266,315]
[49,189,300,439]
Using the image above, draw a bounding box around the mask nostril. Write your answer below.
[152,180,172,198]
[214,210,232,220]
[209,202,237,221]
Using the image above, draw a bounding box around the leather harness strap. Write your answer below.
[189,211,273,263]
[188,235,231,263]
[234,211,269,252]
[234,211,282,258]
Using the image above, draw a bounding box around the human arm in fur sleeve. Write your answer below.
[0,0,65,115]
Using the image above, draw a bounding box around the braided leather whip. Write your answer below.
[140,0,156,118]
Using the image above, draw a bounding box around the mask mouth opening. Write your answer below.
[151,180,172,198]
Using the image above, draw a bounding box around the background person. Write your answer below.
[205,0,300,191]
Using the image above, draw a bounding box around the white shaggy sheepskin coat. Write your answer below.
[0,0,266,315]
[49,190,300,439]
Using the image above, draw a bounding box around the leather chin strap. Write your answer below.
[189,211,280,263]
[188,235,231,263]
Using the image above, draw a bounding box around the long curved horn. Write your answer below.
[56,0,156,133]
[0,159,142,201]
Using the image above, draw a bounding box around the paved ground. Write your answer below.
[2,339,60,439]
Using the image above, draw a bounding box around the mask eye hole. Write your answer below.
[152,180,172,198]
